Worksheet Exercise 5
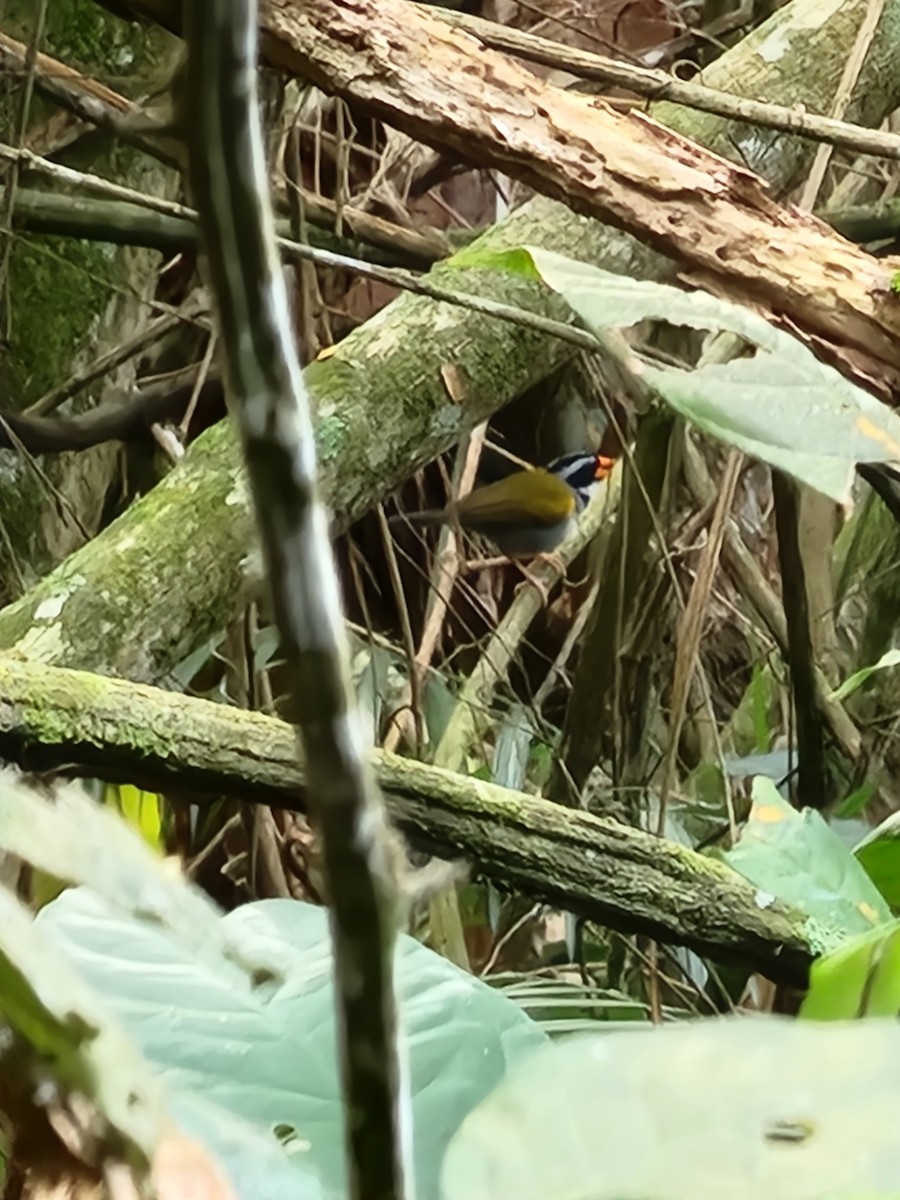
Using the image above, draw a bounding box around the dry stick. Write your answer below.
[404,426,487,973]
[5,24,449,265]
[181,3,407,1199]
[376,504,424,755]
[681,437,862,764]
[176,328,217,441]
[0,0,47,308]
[432,486,612,772]
[657,450,743,836]
[558,345,727,813]
[797,0,888,211]
[0,140,598,356]
[0,29,180,169]
[25,311,187,418]
[427,5,900,162]
[383,424,487,757]
[532,577,600,708]
[0,414,90,542]
[778,0,885,801]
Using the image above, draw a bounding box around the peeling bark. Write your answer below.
[122,0,900,389]
[0,0,897,680]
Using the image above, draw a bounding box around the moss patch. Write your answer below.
[5,236,116,406]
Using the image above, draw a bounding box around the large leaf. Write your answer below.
[854,811,900,909]
[441,1018,900,1200]
[164,1089,325,1200]
[0,774,282,983]
[480,245,900,502]
[37,889,546,1200]
[724,778,891,939]
[802,920,900,1021]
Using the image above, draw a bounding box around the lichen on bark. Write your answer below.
[0,0,180,600]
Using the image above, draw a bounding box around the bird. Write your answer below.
[392,451,614,559]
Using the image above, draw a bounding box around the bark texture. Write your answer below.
[0,657,821,983]
[0,0,896,680]
[123,0,900,388]
[0,3,178,601]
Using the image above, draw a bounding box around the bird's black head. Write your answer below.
[547,452,614,508]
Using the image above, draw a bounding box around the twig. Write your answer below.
[681,435,861,764]
[383,424,487,757]
[432,485,611,772]
[0,140,597,354]
[657,450,742,835]
[797,0,888,210]
[377,504,424,755]
[532,577,600,707]
[0,1,47,305]
[772,474,828,808]
[0,29,180,168]
[181,4,408,1198]
[177,329,217,440]
[429,4,900,162]
[418,428,486,674]
[25,311,190,418]
[388,427,487,972]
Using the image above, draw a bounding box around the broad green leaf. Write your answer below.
[166,1090,324,1200]
[854,811,900,908]
[481,245,900,502]
[37,889,546,1200]
[642,358,855,503]
[442,1018,900,1200]
[831,649,900,701]
[802,920,900,1020]
[724,778,890,938]
[0,775,282,985]
[491,705,533,790]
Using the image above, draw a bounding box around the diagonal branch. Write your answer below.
[116,0,900,390]
[0,0,892,685]
[0,656,817,985]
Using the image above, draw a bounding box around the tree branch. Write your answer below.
[111,0,900,391]
[0,0,894,682]
[429,5,900,163]
[0,656,817,984]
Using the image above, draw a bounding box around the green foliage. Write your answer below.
[481,245,900,502]
[853,812,900,908]
[441,1019,900,1200]
[5,237,116,407]
[0,884,163,1174]
[495,975,692,1034]
[802,921,900,1020]
[35,0,166,83]
[38,889,545,1200]
[831,648,900,701]
[724,778,891,941]
[0,779,544,1200]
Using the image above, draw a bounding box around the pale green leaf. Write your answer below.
[724,778,891,937]
[832,649,900,701]
[442,1019,900,1200]
[802,920,900,1020]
